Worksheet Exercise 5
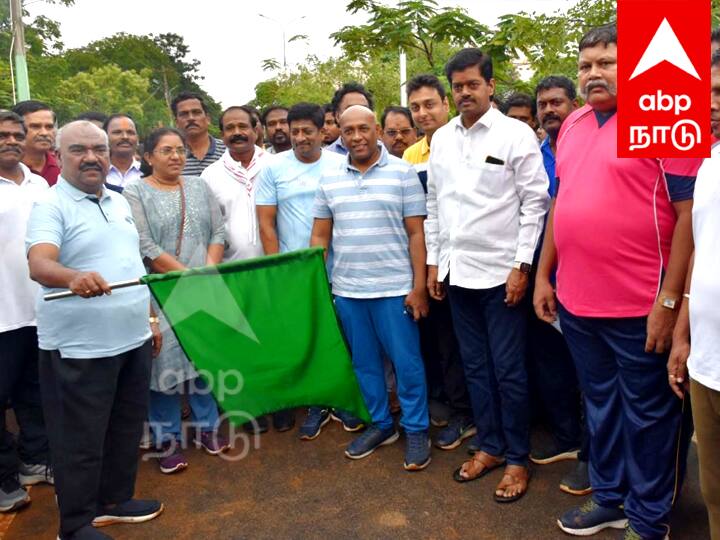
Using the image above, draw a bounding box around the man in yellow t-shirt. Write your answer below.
[402,75,475,453]
[402,74,450,191]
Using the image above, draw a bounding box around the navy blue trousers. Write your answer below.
[559,305,685,540]
[447,284,530,465]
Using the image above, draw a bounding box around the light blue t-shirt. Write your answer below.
[255,149,344,252]
[26,177,151,358]
[312,145,426,299]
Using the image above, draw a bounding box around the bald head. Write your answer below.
[339,104,381,168]
[57,120,110,195]
[339,104,376,128]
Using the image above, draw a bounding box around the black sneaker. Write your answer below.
[429,400,450,427]
[559,459,592,496]
[58,525,112,539]
[0,476,30,513]
[530,442,580,465]
[466,433,482,455]
[93,498,164,527]
[243,415,269,434]
[272,409,296,432]
[435,417,477,450]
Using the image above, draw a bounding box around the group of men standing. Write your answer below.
[2,20,720,540]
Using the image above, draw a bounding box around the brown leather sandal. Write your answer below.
[493,465,531,503]
[452,451,505,483]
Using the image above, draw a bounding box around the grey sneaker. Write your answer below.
[19,462,54,486]
[0,476,30,512]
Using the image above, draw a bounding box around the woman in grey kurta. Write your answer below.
[123,127,228,473]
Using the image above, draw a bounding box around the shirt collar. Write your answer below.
[454,106,499,133]
[56,176,110,202]
[0,163,43,186]
[345,143,389,173]
[109,159,141,174]
[188,135,218,160]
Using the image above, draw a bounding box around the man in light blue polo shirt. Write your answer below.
[311,105,431,471]
[257,103,360,440]
[26,121,163,540]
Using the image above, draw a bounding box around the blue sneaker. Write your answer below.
[623,524,669,540]
[435,417,476,450]
[331,409,365,432]
[345,425,398,459]
[298,408,330,440]
[404,431,431,471]
[557,500,628,536]
[93,498,164,527]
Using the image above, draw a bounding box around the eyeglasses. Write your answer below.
[154,146,186,157]
[385,128,416,138]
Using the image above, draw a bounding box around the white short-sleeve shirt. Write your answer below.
[688,146,720,391]
[0,164,49,332]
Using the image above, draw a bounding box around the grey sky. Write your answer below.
[26,0,580,107]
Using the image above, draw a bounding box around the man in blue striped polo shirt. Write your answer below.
[311,105,431,471]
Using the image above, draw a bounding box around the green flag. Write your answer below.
[140,247,370,425]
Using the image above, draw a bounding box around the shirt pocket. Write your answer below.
[471,162,508,197]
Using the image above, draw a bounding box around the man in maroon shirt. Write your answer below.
[11,101,59,187]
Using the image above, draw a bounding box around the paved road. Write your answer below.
[7,413,710,540]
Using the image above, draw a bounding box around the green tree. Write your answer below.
[44,65,170,133]
[331,0,490,71]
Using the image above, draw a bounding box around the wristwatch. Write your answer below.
[659,296,678,310]
[513,261,532,275]
[149,316,160,324]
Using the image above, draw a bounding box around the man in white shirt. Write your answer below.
[668,50,720,540]
[202,106,274,263]
[425,48,549,502]
[0,111,52,513]
[103,114,142,190]
[201,106,297,433]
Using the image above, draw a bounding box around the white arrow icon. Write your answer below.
[630,18,700,80]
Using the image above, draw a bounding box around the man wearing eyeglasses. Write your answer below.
[26,121,163,540]
[381,106,418,159]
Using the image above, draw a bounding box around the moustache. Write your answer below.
[585,80,611,93]
[542,114,561,124]
[0,146,21,153]
[230,134,249,144]
[79,163,102,172]
[185,121,198,128]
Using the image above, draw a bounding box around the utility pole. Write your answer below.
[399,49,407,107]
[10,0,30,101]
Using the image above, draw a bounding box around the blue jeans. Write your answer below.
[559,304,686,540]
[447,284,530,465]
[149,377,220,444]
[334,295,429,432]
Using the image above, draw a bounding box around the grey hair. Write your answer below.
[55,120,109,150]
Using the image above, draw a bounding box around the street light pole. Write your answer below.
[9,0,31,101]
[258,13,306,71]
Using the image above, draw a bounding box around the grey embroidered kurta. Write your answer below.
[123,176,224,392]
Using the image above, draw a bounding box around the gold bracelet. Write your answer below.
[149,316,160,324]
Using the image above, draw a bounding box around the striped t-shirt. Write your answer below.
[183,136,226,177]
[313,145,426,299]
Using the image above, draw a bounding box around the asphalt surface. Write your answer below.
[6,413,710,540]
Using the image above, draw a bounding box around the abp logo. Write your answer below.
[618,0,709,158]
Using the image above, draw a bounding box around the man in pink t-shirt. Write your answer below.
[533,23,700,540]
